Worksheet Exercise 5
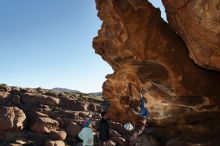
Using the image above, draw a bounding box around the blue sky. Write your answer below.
[0,0,166,93]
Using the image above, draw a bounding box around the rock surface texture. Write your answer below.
[0,107,26,131]
[93,0,220,145]
[93,0,220,123]
[162,0,220,71]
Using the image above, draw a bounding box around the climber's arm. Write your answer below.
[138,119,146,135]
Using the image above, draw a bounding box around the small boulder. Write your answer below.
[79,111,90,119]
[30,112,59,133]
[0,107,26,131]
[45,140,65,146]
[50,130,67,141]
[10,94,21,105]
[88,103,97,111]
[0,84,10,92]
[92,113,101,119]
[108,140,116,146]
[0,92,9,104]
[66,122,82,136]
[0,91,9,98]
[60,96,88,111]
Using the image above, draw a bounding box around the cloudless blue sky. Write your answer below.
[0,0,166,93]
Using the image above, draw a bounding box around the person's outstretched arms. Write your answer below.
[140,96,145,109]
[138,119,146,135]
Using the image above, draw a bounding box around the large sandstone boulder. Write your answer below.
[30,112,59,133]
[0,107,26,131]
[162,0,220,71]
[93,0,220,124]
[20,93,60,106]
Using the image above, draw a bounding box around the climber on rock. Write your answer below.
[128,83,149,119]
[131,90,149,118]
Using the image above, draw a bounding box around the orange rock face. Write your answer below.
[162,0,220,71]
[93,0,220,124]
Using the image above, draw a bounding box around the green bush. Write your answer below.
[0,83,7,87]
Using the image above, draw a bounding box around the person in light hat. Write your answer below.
[78,119,94,146]
[124,123,134,131]
[123,119,146,146]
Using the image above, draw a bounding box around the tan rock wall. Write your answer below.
[93,0,220,123]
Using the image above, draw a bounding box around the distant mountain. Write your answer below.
[51,88,81,93]
[88,92,102,96]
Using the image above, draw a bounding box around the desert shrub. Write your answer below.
[0,83,7,87]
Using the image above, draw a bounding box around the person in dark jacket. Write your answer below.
[97,112,110,146]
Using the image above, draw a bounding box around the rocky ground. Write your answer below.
[0,84,128,146]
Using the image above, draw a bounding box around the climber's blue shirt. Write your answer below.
[140,96,149,118]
